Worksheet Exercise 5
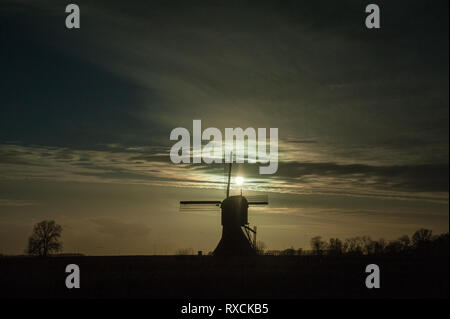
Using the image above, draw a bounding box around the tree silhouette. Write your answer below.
[343,237,364,255]
[328,238,343,256]
[27,220,63,256]
[282,247,296,256]
[411,228,433,255]
[398,235,411,252]
[301,229,446,257]
[432,232,449,256]
[385,239,403,255]
[310,236,327,255]
[412,228,433,246]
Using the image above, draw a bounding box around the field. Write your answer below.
[0,255,448,299]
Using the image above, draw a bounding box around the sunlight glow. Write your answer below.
[235,176,244,186]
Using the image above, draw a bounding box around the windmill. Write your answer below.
[180,160,268,256]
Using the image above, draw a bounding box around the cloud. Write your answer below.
[3,0,447,151]
[0,143,447,203]
[0,199,39,207]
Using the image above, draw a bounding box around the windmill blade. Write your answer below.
[248,201,268,205]
[223,161,228,197]
[180,204,221,211]
[180,201,222,205]
[179,200,222,211]
[247,194,269,206]
[226,152,232,198]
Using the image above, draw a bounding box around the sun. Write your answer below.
[235,176,244,186]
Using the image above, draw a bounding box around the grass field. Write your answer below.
[0,255,448,298]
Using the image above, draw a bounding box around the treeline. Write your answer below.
[263,228,449,257]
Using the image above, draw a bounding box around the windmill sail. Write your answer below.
[247,194,269,205]
[179,200,222,211]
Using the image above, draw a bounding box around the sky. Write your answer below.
[0,0,448,255]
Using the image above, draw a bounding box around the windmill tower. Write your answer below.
[180,161,268,256]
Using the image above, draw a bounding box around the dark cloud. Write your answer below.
[192,160,449,196]
[1,0,448,151]
[277,162,449,193]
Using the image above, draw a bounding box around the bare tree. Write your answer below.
[328,238,343,256]
[412,228,433,247]
[398,235,410,250]
[310,236,327,255]
[385,240,403,255]
[373,238,387,255]
[344,237,364,255]
[27,220,63,256]
[361,236,373,255]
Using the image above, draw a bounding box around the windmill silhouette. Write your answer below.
[180,159,268,256]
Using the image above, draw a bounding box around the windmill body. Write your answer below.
[213,195,255,256]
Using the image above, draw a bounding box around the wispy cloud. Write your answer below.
[1,143,447,203]
[0,199,39,207]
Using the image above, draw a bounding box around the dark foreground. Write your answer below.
[0,255,448,298]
